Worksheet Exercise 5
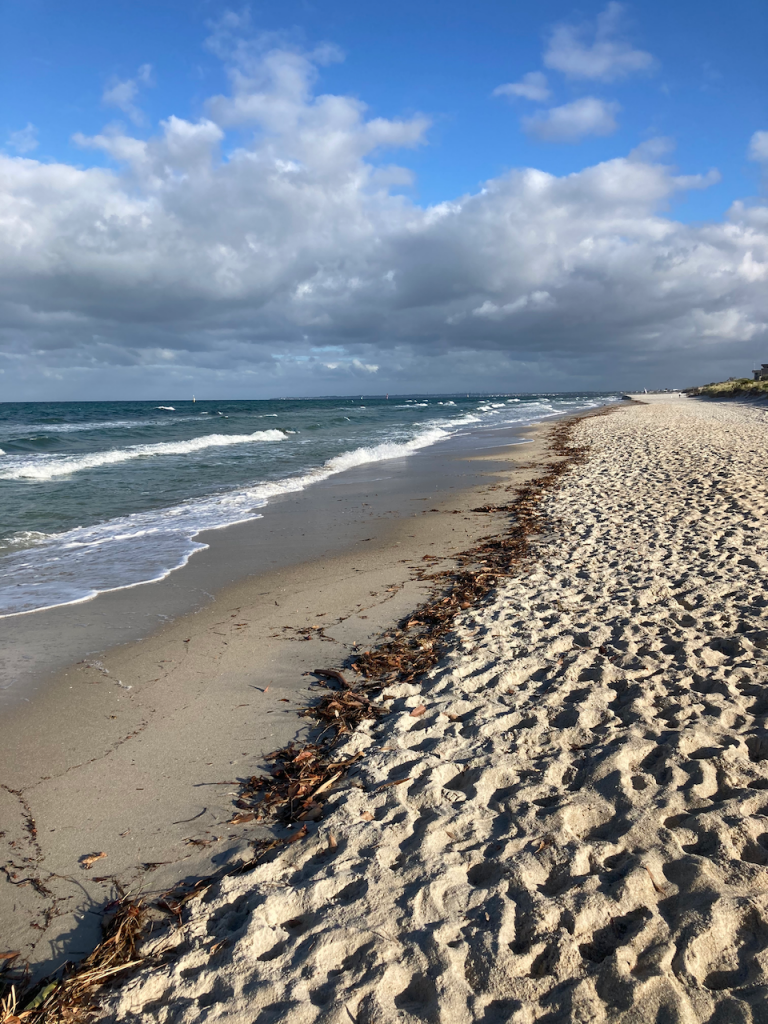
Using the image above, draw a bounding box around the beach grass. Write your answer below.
[685,376,768,397]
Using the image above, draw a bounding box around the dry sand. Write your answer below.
[92,395,768,1024]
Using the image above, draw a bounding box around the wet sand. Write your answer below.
[0,418,572,978]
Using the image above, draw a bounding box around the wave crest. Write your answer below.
[0,430,288,481]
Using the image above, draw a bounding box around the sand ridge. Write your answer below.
[97,397,768,1023]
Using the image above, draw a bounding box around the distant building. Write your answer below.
[754,364,768,381]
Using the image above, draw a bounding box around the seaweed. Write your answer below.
[0,896,147,1023]
[238,744,366,824]
[234,415,597,825]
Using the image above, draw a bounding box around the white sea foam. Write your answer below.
[157,406,176,411]
[0,530,49,554]
[0,430,288,481]
[310,427,449,477]
[230,426,452,511]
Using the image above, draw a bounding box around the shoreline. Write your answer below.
[0,410,603,981]
[0,409,595,709]
[0,397,611,652]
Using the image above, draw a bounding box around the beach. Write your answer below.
[0,413,568,983]
[74,394,768,1024]
[3,0,766,1019]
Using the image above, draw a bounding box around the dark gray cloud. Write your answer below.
[0,33,766,398]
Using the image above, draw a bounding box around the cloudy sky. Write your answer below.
[1,0,766,399]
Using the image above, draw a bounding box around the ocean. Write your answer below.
[0,393,617,618]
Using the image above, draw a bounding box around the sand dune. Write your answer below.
[99,397,768,1023]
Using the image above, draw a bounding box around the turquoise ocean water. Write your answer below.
[0,394,618,617]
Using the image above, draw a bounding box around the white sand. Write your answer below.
[99,397,768,1023]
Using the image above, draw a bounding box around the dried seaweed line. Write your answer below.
[239,413,599,821]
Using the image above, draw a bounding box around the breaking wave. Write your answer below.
[0,430,288,481]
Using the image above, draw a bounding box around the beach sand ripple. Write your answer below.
[98,399,768,1023]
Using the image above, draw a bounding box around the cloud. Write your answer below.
[493,72,551,103]
[6,123,38,154]
[472,292,554,320]
[628,137,675,162]
[0,32,764,398]
[544,2,655,82]
[73,115,225,182]
[102,64,154,125]
[523,97,620,142]
[200,29,428,178]
[749,131,768,162]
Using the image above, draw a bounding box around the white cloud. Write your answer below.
[472,292,553,319]
[0,32,765,398]
[102,64,154,125]
[493,72,551,102]
[73,115,225,184]
[671,168,721,190]
[544,2,655,82]
[749,131,768,162]
[692,308,764,341]
[739,252,768,282]
[523,98,620,143]
[7,123,38,154]
[628,137,675,162]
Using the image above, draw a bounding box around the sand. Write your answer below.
[89,395,768,1024]
[1,423,561,980]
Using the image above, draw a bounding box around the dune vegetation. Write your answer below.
[685,377,768,397]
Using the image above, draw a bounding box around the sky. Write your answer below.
[1,0,767,399]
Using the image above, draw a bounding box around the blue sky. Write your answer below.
[0,1,767,398]
[4,0,765,217]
